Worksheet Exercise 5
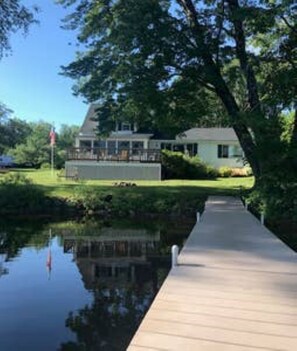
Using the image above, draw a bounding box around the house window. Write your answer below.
[173,144,184,152]
[231,145,243,158]
[218,144,229,158]
[122,123,131,131]
[118,141,130,150]
[185,143,198,156]
[161,143,172,151]
[132,141,144,155]
[80,140,92,151]
[107,141,116,155]
[94,140,106,149]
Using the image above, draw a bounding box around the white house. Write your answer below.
[65,104,245,180]
[175,128,244,169]
[74,104,154,155]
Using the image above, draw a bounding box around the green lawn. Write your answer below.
[5,169,254,198]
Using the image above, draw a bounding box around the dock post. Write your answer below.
[171,245,179,268]
[196,212,200,222]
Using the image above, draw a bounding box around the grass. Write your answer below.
[0,169,254,218]
[3,168,254,198]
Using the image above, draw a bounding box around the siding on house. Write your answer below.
[198,141,244,168]
[65,161,161,180]
[69,106,247,180]
[176,128,245,168]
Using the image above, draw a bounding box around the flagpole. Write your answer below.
[51,143,54,176]
[50,124,55,176]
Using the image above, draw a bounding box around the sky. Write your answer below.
[0,0,89,130]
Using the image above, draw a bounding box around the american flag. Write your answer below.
[49,126,56,146]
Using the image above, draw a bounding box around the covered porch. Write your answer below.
[67,147,162,163]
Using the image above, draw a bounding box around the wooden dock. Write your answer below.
[128,196,297,351]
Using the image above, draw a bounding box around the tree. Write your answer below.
[0,103,12,120]
[56,124,79,149]
[9,121,52,167]
[55,124,79,168]
[0,0,37,58]
[7,122,79,168]
[0,112,32,154]
[58,0,296,217]
[0,1,36,148]
[58,0,296,175]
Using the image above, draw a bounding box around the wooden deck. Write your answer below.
[128,196,297,351]
[67,147,161,163]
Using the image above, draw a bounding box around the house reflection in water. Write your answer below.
[63,228,164,292]
[59,223,189,350]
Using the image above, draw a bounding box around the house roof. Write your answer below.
[79,104,99,135]
[176,128,238,142]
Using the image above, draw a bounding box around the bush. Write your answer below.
[161,150,218,180]
[230,167,251,177]
[0,172,32,185]
[244,176,297,222]
[0,184,46,213]
[73,184,206,217]
[40,162,51,169]
[218,167,232,177]
[218,167,253,178]
[245,167,253,176]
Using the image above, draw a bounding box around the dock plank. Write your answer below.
[128,196,297,350]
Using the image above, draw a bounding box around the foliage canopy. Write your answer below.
[59,0,296,179]
[58,0,297,220]
[0,0,37,58]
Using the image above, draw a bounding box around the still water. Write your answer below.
[0,218,194,351]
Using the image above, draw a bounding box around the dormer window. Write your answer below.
[116,122,135,132]
[122,123,131,131]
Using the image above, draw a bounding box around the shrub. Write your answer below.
[244,176,297,222]
[0,172,32,185]
[205,165,219,179]
[218,167,232,178]
[73,184,206,217]
[40,162,51,169]
[245,167,253,176]
[161,150,217,180]
[231,167,249,177]
[73,186,106,212]
[218,167,253,178]
[0,184,46,213]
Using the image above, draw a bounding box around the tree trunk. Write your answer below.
[178,0,262,179]
[291,107,297,147]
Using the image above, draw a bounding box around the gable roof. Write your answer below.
[176,128,238,142]
[79,104,99,136]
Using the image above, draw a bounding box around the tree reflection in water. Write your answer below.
[0,218,193,351]
[0,220,48,278]
[59,227,171,351]
[59,286,156,351]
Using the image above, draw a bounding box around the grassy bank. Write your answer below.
[1,169,295,250]
[0,169,254,218]
[10,169,254,197]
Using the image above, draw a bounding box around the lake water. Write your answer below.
[0,218,194,351]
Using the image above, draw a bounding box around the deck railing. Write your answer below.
[67,147,162,163]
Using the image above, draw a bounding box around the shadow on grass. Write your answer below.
[42,183,246,197]
[10,168,37,173]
